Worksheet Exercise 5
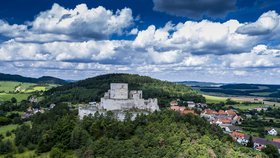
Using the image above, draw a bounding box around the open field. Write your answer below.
[0,93,30,102]
[0,124,18,136]
[227,103,265,110]
[0,81,60,102]
[0,81,59,93]
[0,81,35,93]
[203,95,227,103]
[0,151,50,158]
[0,150,78,158]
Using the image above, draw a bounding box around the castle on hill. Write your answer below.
[79,83,159,120]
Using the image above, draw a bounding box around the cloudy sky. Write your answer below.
[0,0,280,84]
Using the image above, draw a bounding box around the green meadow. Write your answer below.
[203,94,227,103]
[0,81,59,102]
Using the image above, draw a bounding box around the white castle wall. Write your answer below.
[110,83,128,99]
[79,83,159,120]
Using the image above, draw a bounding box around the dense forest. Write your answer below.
[1,104,266,158]
[44,74,205,107]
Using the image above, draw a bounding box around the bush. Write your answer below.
[0,140,13,154]
[50,147,65,158]
[6,131,12,137]
[17,144,25,153]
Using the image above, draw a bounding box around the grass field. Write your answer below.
[0,81,35,93]
[0,81,59,93]
[0,93,31,102]
[228,103,265,110]
[0,81,59,102]
[203,95,228,103]
[0,150,78,158]
[0,124,18,136]
[0,151,50,158]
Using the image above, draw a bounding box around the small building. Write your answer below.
[196,103,207,108]
[267,128,278,136]
[187,101,195,108]
[170,106,185,112]
[230,131,249,145]
[273,138,280,143]
[224,125,242,133]
[253,137,280,153]
[170,100,178,106]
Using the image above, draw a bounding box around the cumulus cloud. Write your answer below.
[153,0,237,18]
[148,48,180,64]
[222,45,280,68]
[0,3,134,42]
[31,4,133,40]
[236,11,280,36]
[0,5,280,83]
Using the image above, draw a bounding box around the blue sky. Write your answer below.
[0,0,280,84]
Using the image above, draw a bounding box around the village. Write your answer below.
[169,99,280,153]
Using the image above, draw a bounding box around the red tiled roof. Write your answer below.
[219,118,232,124]
[230,131,245,138]
[273,138,280,143]
[203,109,218,115]
[218,110,227,115]
[226,109,237,116]
[170,106,185,112]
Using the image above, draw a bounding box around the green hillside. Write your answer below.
[0,73,66,85]
[45,74,205,106]
[0,104,266,158]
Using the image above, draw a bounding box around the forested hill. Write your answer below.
[45,73,205,106]
[0,73,66,85]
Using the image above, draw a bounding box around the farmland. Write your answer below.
[0,81,59,102]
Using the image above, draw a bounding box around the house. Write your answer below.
[187,101,195,108]
[211,118,232,125]
[201,109,218,118]
[225,109,237,116]
[253,137,280,153]
[170,106,196,115]
[273,138,280,143]
[170,100,178,106]
[196,103,208,108]
[170,106,185,112]
[230,131,249,145]
[218,110,227,115]
[224,125,242,133]
[254,107,267,112]
[267,128,278,136]
[232,115,242,124]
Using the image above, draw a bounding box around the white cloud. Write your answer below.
[233,70,247,76]
[31,3,133,40]
[236,11,279,36]
[0,3,134,42]
[0,6,280,83]
[148,48,180,64]
[181,56,209,67]
[222,45,280,68]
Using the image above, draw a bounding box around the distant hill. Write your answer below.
[44,73,205,106]
[178,81,280,98]
[177,81,224,87]
[0,73,66,85]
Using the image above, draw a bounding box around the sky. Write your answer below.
[0,0,280,84]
